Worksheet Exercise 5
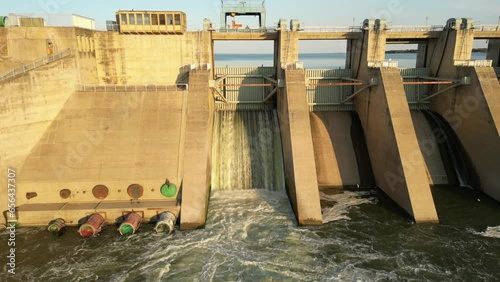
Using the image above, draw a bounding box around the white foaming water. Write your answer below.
[473,226,500,238]
[320,190,377,223]
[2,189,500,281]
[211,110,285,191]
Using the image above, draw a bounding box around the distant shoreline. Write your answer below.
[386,48,488,54]
[216,49,488,55]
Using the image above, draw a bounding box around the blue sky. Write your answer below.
[1,0,499,53]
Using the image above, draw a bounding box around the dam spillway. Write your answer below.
[211,110,285,191]
[0,12,499,230]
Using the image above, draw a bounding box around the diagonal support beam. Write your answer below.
[263,87,279,102]
[418,84,461,102]
[211,87,228,103]
[214,75,227,84]
[262,75,278,84]
[340,85,372,104]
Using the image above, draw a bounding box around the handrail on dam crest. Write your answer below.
[0,48,73,83]
[76,84,188,92]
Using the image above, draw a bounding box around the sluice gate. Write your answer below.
[211,66,278,110]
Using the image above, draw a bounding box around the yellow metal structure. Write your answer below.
[116,10,187,34]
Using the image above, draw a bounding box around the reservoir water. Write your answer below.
[215,52,487,69]
[1,53,499,281]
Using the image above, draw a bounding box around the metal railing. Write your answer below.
[300,26,360,33]
[281,62,304,70]
[474,25,500,31]
[76,84,188,92]
[387,25,444,32]
[299,24,445,33]
[0,48,72,83]
[181,63,211,72]
[454,60,492,67]
[212,24,499,33]
[218,27,273,33]
[368,60,399,68]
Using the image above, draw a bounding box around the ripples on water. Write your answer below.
[1,188,500,281]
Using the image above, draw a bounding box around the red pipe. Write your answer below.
[118,212,142,235]
[78,213,105,238]
[218,84,273,87]
[309,82,364,86]
[403,81,454,85]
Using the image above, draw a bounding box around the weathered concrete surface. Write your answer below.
[422,25,500,202]
[278,30,299,66]
[180,70,214,230]
[431,29,474,76]
[0,59,27,74]
[3,27,213,85]
[411,111,449,185]
[5,27,79,61]
[0,57,80,210]
[2,27,98,83]
[18,90,185,205]
[431,67,500,201]
[349,22,438,222]
[310,112,360,188]
[346,26,387,77]
[278,69,322,225]
[355,68,439,223]
[95,31,213,85]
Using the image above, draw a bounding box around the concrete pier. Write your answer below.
[355,68,439,223]
[350,20,438,223]
[278,69,322,225]
[422,20,500,203]
[430,66,500,201]
[180,70,214,230]
[275,25,322,225]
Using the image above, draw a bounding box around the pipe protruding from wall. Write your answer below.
[78,213,105,238]
[118,212,141,236]
[48,218,66,235]
[155,212,177,234]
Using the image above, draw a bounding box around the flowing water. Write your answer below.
[423,110,480,190]
[1,110,500,281]
[211,111,285,191]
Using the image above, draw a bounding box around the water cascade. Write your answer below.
[211,110,285,191]
[423,110,479,189]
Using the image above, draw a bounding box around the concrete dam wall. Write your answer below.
[1,17,500,229]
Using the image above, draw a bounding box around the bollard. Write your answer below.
[155,212,176,234]
[48,218,66,235]
[118,212,141,236]
[78,213,105,238]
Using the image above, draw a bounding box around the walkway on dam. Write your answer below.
[212,24,500,40]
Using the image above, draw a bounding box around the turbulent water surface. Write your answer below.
[1,187,500,281]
